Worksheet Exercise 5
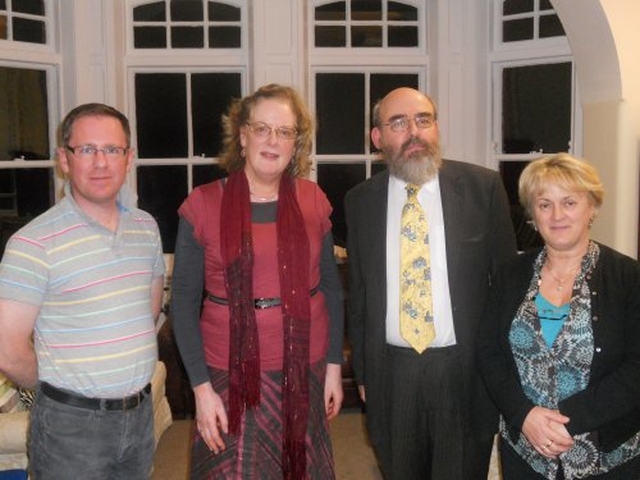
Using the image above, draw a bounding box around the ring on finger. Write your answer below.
[544,440,554,449]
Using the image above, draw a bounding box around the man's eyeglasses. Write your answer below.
[65,145,129,158]
[379,115,436,133]
[245,122,298,141]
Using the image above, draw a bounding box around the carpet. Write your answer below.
[151,410,501,479]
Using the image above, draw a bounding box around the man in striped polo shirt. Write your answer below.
[0,103,165,479]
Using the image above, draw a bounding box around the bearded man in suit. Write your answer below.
[345,87,517,479]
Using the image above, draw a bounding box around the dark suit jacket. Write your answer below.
[344,159,517,452]
[477,243,640,452]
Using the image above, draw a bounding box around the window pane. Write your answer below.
[316,73,365,154]
[134,26,167,48]
[193,163,227,187]
[540,0,553,10]
[171,26,204,48]
[0,169,51,216]
[388,26,417,47]
[13,17,46,43]
[0,211,35,259]
[315,2,345,21]
[208,2,240,21]
[0,1,6,9]
[315,25,345,47]
[351,0,381,21]
[371,159,387,175]
[12,0,44,15]
[388,2,417,21]
[135,73,188,158]
[503,18,533,42]
[208,26,241,48]
[0,67,50,161]
[499,161,543,251]
[137,165,188,253]
[539,14,565,38]
[0,16,6,39]
[317,162,367,247]
[133,2,166,22]
[191,72,242,157]
[14,168,52,217]
[352,25,382,47]
[502,63,572,154]
[170,0,203,21]
[503,0,534,16]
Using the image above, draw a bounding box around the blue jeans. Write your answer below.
[28,387,154,480]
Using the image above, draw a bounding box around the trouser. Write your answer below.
[29,385,154,480]
[376,344,491,480]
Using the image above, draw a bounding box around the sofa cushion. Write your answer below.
[0,411,28,454]
[151,361,173,446]
[0,375,19,414]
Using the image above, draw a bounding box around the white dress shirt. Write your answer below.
[385,175,457,348]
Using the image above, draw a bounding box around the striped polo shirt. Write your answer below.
[0,183,165,398]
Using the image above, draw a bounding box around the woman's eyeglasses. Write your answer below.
[245,122,298,140]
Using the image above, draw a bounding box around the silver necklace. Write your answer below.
[250,190,278,202]
[545,264,579,292]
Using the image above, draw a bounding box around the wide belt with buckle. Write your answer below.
[206,286,319,310]
[40,382,151,411]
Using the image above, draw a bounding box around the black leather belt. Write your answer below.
[40,382,151,411]
[207,286,319,310]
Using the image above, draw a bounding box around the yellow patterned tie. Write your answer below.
[400,184,435,353]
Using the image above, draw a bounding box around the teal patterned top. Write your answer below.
[501,241,640,479]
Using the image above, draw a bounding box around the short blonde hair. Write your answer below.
[518,153,604,218]
[219,83,314,178]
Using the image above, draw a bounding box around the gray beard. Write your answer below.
[386,141,442,185]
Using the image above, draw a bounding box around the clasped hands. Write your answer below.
[522,406,574,458]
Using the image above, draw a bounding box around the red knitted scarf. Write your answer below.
[221,170,311,479]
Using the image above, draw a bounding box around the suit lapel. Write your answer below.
[368,172,390,287]
[439,161,463,297]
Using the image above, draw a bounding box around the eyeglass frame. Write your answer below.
[377,113,437,133]
[65,144,129,158]
[244,121,298,140]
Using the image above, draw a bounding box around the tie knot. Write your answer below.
[406,184,420,199]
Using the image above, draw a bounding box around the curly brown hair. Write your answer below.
[218,84,315,178]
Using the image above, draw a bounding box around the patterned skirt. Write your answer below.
[191,360,336,479]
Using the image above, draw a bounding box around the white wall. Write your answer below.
[553,0,640,258]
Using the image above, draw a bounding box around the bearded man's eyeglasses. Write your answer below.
[379,114,436,132]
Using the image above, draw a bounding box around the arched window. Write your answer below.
[314,0,419,48]
[0,0,48,44]
[132,0,241,49]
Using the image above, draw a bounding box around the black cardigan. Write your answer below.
[476,243,640,452]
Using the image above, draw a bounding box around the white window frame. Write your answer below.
[491,0,568,54]
[0,0,58,57]
[309,0,428,179]
[126,66,247,192]
[125,0,248,193]
[0,0,63,203]
[310,66,426,178]
[488,0,580,171]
